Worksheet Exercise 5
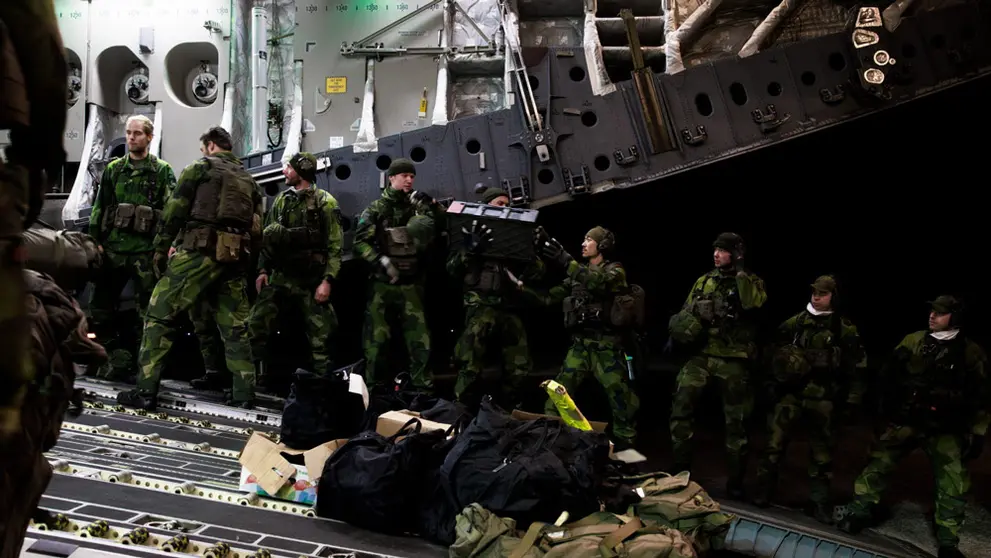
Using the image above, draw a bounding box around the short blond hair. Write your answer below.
[126,114,154,136]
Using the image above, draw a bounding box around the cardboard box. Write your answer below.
[237,432,348,505]
[375,410,451,438]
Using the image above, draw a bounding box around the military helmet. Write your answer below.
[713,232,744,255]
[668,309,702,344]
[771,344,812,383]
[406,213,435,250]
[480,187,510,204]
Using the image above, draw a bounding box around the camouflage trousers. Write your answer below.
[190,305,225,373]
[362,281,432,390]
[756,393,834,504]
[544,335,640,444]
[844,425,970,547]
[137,250,255,402]
[453,303,531,404]
[670,355,754,477]
[88,250,156,378]
[248,272,339,375]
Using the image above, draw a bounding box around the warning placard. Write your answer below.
[325,77,347,94]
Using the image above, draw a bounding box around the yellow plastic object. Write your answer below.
[541,380,593,431]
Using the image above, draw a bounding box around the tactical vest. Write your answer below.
[464,260,503,293]
[277,189,328,269]
[377,217,418,276]
[102,156,161,236]
[562,262,640,330]
[792,312,843,369]
[900,336,973,426]
[185,156,257,263]
[689,274,741,325]
[0,18,28,130]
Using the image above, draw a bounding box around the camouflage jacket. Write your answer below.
[0,0,69,228]
[683,268,767,359]
[525,259,628,333]
[153,151,263,255]
[776,309,867,404]
[89,154,177,254]
[352,186,436,282]
[447,250,545,308]
[883,331,990,435]
[258,186,343,282]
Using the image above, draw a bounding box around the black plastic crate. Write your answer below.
[446,201,540,261]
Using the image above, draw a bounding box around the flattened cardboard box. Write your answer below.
[238,432,347,505]
[376,410,451,438]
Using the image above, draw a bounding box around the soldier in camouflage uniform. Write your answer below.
[244,152,342,383]
[449,187,543,409]
[528,226,641,447]
[753,275,867,523]
[88,115,177,380]
[190,306,225,379]
[837,296,987,558]
[353,158,437,391]
[667,232,767,498]
[0,0,71,551]
[117,127,262,410]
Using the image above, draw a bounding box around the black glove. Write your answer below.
[732,249,745,273]
[461,219,492,254]
[539,237,574,267]
[409,190,434,208]
[965,434,985,461]
[534,226,551,248]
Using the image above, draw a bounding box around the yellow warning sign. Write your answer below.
[325,77,347,94]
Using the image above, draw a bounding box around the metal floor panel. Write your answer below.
[67,413,249,452]
[44,475,447,558]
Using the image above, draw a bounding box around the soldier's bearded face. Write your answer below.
[714,248,732,267]
[582,237,598,258]
[125,121,150,154]
[811,291,832,311]
[929,311,952,331]
[283,165,300,185]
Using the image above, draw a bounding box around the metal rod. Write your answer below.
[352,0,443,46]
[621,8,675,153]
[453,1,493,45]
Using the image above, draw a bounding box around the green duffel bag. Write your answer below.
[450,505,697,558]
[615,471,735,552]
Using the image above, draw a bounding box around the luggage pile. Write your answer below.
[289,378,735,557]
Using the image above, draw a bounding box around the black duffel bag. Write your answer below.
[280,361,366,450]
[439,399,612,532]
[315,418,451,534]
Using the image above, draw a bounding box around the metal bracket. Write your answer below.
[341,0,497,58]
[503,177,531,207]
[819,86,845,105]
[680,126,707,146]
[751,105,790,133]
[562,165,592,196]
[613,146,640,165]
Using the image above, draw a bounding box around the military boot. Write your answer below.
[751,471,776,508]
[254,361,273,393]
[835,504,872,535]
[938,546,966,558]
[189,370,227,391]
[804,500,834,525]
[116,389,157,411]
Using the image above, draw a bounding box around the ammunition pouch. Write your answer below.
[772,344,813,384]
[563,297,603,329]
[694,299,715,322]
[133,205,158,234]
[384,226,417,257]
[181,227,249,263]
[112,203,135,230]
[182,227,212,251]
[668,309,703,344]
[804,348,838,369]
[465,263,503,294]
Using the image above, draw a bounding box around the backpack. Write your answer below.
[611,283,646,331]
[22,223,102,292]
[450,505,697,558]
[606,471,735,553]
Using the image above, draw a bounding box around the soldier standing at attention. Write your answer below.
[448,187,543,410]
[837,296,987,558]
[244,152,342,385]
[667,232,767,498]
[529,226,641,449]
[753,275,867,523]
[352,158,437,392]
[0,0,72,553]
[116,127,262,411]
[87,115,177,381]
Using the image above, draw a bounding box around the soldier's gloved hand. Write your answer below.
[533,226,551,250]
[540,237,574,267]
[965,434,985,461]
[152,251,168,279]
[379,255,400,284]
[409,190,434,208]
[462,219,493,254]
[732,249,745,274]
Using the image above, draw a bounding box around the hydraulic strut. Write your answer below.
[620,9,676,153]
